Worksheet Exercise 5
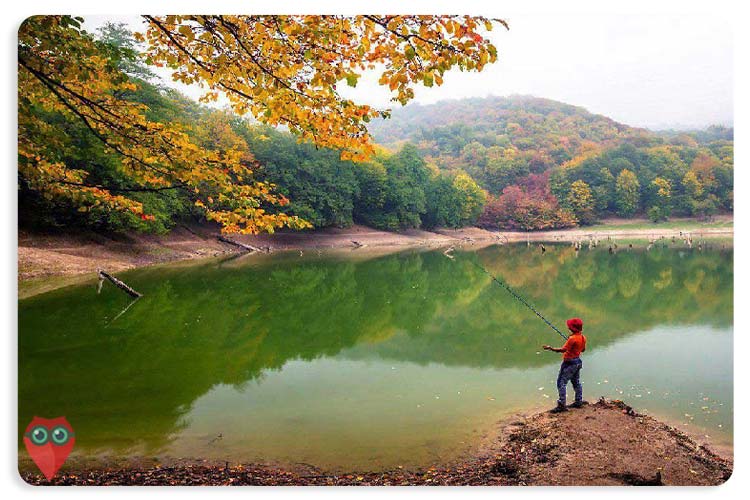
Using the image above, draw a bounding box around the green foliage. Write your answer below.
[236,124,359,228]
[555,141,732,222]
[423,170,486,229]
[615,169,641,217]
[353,145,428,230]
[380,144,430,229]
[647,206,667,223]
[423,174,462,229]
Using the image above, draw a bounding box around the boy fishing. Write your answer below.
[461,256,589,412]
[543,317,587,413]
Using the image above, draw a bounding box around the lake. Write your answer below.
[18,242,733,471]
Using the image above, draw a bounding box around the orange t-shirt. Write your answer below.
[562,332,586,360]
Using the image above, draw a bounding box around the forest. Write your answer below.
[370,97,734,230]
[19,19,733,235]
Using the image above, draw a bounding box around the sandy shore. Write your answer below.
[19,399,731,486]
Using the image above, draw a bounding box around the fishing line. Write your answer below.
[462,257,568,341]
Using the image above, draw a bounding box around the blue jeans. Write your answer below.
[557,358,583,405]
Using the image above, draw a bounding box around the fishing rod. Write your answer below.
[462,257,569,341]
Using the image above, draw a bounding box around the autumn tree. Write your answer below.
[682,170,703,199]
[566,180,596,224]
[675,170,703,215]
[478,173,576,231]
[19,15,503,233]
[647,177,672,222]
[452,171,487,225]
[690,152,720,192]
[139,15,502,160]
[19,16,307,234]
[614,169,640,217]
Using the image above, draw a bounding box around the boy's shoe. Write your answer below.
[549,403,568,413]
[569,401,589,408]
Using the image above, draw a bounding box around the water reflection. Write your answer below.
[19,243,733,468]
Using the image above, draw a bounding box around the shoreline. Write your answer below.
[18,217,733,298]
[19,399,732,486]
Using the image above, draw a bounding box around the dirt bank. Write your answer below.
[482,398,732,486]
[20,399,731,486]
[17,224,471,283]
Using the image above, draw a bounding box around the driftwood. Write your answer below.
[97,270,141,298]
[217,235,264,253]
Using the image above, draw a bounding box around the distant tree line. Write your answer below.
[371,96,733,230]
[548,141,732,224]
[239,125,486,231]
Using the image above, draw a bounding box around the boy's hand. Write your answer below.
[542,345,552,350]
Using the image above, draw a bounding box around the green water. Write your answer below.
[18,243,733,471]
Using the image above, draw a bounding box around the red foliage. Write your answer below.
[478,173,577,231]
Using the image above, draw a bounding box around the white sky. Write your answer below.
[85,13,733,130]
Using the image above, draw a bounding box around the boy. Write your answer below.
[542,317,587,413]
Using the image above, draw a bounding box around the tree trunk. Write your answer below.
[217,235,264,253]
[98,270,142,298]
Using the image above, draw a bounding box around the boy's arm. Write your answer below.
[543,336,572,353]
[542,345,566,353]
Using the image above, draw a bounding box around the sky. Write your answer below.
[85,13,733,130]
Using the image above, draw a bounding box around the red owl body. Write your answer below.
[23,416,75,480]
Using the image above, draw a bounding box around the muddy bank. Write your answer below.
[17,224,472,284]
[20,399,731,486]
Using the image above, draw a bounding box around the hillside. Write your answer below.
[368,96,732,231]
[370,95,642,143]
[369,95,650,178]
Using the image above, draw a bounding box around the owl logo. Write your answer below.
[23,416,75,480]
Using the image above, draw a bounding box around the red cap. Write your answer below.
[567,317,583,333]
